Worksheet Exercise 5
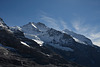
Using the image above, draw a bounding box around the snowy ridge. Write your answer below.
[32,39,44,46]
[63,29,93,46]
[34,22,49,31]
[10,26,22,31]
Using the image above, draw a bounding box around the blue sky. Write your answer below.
[0,0,100,46]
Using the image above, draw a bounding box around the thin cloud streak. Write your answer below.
[90,32,100,39]
[40,15,61,30]
[72,20,80,31]
[60,19,68,29]
[93,39,100,46]
[71,19,89,33]
[89,32,100,46]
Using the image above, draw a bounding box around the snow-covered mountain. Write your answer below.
[20,23,93,44]
[10,22,95,52]
[1,19,100,67]
[11,22,77,51]
[20,22,93,45]
[0,18,85,67]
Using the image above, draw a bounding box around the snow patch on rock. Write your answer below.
[21,41,30,47]
[32,39,44,46]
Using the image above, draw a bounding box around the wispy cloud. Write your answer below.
[72,20,80,31]
[93,39,100,46]
[71,18,89,33]
[90,32,100,39]
[60,19,68,29]
[40,15,61,30]
[88,32,100,46]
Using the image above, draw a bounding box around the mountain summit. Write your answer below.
[0,18,8,29]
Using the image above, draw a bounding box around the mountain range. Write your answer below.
[0,18,100,67]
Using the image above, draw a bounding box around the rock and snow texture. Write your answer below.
[34,22,49,31]
[32,39,44,46]
[10,26,22,31]
[12,22,94,51]
[63,29,93,46]
[20,22,40,35]
[20,22,74,51]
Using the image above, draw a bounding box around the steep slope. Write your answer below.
[0,18,9,29]
[0,18,84,67]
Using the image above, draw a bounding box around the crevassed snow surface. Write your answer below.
[49,43,73,51]
[20,41,30,47]
[24,33,44,46]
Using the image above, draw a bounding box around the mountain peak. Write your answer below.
[0,18,8,29]
[0,18,5,24]
[35,22,49,31]
[26,22,47,29]
[29,22,37,29]
[26,22,49,31]
[0,18,3,21]
[36,22,46,26]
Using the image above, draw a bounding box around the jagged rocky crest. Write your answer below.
[0,18,9,29]
[0,18,100,67]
